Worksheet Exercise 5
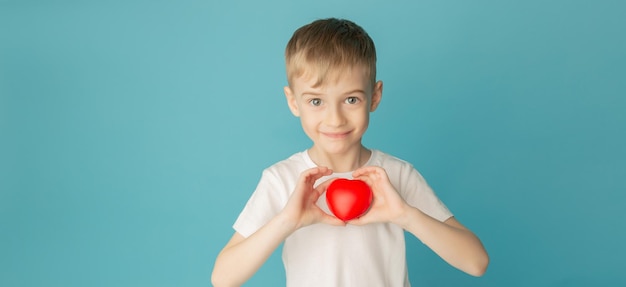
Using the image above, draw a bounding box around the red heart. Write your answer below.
[326,178,373,221]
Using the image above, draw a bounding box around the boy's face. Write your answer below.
[284,67,383,156]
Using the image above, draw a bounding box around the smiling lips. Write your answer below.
[321,131,351,139]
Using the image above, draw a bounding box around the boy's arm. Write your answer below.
[349,166,489,277]
[211,214,296,287]
[396,210,489,276]
[211,167,344,287]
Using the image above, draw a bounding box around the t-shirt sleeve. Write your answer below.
[398,164,453,222]
[233,169,290,238]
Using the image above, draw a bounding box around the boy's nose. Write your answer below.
[325,106,346,127]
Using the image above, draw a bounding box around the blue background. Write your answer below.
[1,1,625,286]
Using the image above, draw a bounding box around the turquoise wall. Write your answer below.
[2,1,625,286]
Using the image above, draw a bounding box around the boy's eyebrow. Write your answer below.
[300,89,366,97]
[300,91,323,97]
[344,89,367,96]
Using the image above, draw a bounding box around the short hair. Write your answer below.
[285,18,377,88]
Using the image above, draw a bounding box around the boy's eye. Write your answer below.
[309,98,322,106]
[345,97,360,104]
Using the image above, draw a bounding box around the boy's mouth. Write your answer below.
[321,131,351,139]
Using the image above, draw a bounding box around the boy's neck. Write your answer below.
[307,145,371,173]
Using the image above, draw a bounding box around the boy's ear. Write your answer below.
[370,80,383,112]
[284,86,300,117]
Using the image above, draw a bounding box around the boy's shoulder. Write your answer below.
[370,149,416,171]
[262,150,312,177]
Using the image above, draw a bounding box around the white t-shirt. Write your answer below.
[233,150,452,287]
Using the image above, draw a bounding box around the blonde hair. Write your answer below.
[285,18,377,88]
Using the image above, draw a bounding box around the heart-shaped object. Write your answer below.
[326,178,373,221]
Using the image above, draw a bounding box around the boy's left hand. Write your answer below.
[347,166,409,226]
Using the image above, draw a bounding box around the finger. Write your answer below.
[351,166,372,178]
[307,166,332,182]
[314,177,338,195]
[354,175,374,187]
[300,166,324,179]
[299,167,331,186]
[346,215,371,226]
[352,165,381,178]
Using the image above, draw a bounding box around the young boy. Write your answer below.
[212,18,489,287]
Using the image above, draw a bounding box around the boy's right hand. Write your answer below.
[281,167,346,230]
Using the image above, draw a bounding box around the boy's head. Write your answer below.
[283,18,383,165]
[285,18,377,89]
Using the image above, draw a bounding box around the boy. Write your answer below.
[212,18,489,287]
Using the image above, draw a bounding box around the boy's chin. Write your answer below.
[312,143,363,155]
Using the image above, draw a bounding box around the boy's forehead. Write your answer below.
[290,65,372,91]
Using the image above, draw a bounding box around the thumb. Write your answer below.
[314,177,338,196]
[346,217,366,226]
[346,213,375,226]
